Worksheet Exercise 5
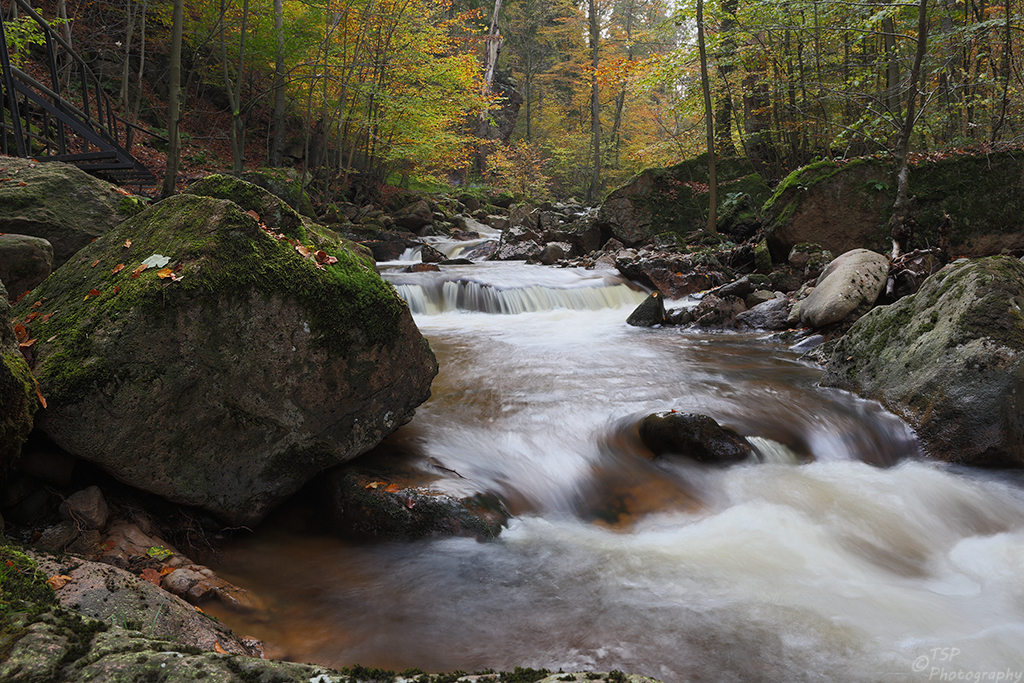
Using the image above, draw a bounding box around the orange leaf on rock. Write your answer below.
[23,312,39,323]
[35,383,46,409]
[156,268,173,279]
[89,289,101,296]
[30,299,42,308]
[295,244,313,258]
[123,238,132,249]
[385,483,401,493]
[91,259,100,268]
[46,575,72,590]
[20,338,36,349]
[246,209,260,221]
[40,312,54,322]
[139,567,162,586]
[112,263,125,274]
[13,323,28,344]
[132,264,148,278]
[213,641,228,654]
[113,286,120,295]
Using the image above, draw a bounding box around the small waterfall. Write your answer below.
[384,263,647,314]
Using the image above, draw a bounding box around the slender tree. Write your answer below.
[161,0,184,198]
[887,0,929,258]
[697,0,716,232]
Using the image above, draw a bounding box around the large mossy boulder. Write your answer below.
[0,156,142,268]
[598,155,770,245]
[764,150,1024,262]
[11,193,437,525]
[821,257,1024,467]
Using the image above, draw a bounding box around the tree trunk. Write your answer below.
[714,0,738,156]
[887,0,929,259]
[270,0,286,166]
[698,0,716,233]
[588,0,601,202]
[161,0,184,199]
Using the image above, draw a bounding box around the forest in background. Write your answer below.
[3,0,1023,204]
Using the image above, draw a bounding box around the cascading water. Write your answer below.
[207,263,1024,683]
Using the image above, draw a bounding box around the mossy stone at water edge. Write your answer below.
[821,256,1024,466]
[12,193,437,525]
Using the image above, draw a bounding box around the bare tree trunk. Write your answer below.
[588,0,600,202]
[991,0,1012,140]
[887,0,929,259]
[475,0,503,172]
[221,0,250,174]
[882,16,900,116]
[698,0,716,233]
[270,0,286,166]
[161,0,184,198]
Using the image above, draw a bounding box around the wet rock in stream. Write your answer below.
[639,412,754,464]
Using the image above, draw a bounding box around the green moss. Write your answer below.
[118,195,147,217]
[12,194,410,405]
[0,351,37,470]
[185,174,307,241]
[0,544,56,617]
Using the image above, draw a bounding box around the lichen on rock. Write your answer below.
[821,256,1024,466]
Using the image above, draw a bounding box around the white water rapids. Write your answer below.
[209,263,1024,683]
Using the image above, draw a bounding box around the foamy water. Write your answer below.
[208,265,1024,682]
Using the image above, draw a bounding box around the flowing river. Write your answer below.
[207,263,1024,683]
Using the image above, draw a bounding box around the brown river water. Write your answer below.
[205,263,1024,683]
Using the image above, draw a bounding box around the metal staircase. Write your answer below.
[0,0,158,185]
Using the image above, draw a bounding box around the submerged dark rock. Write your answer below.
[639,411,753,464]
[315,468,508,540]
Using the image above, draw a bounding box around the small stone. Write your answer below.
[59,486,110,530]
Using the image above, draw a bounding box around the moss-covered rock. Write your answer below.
[763,150,1024,262]
[821,256,1024,466]
[240,168,316,218]
[598,156,770,245]
[0,156,140,267]
[0,281,37,473]
[185,174,306,239]
[12,193,437,525]
[762,158,893,262]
